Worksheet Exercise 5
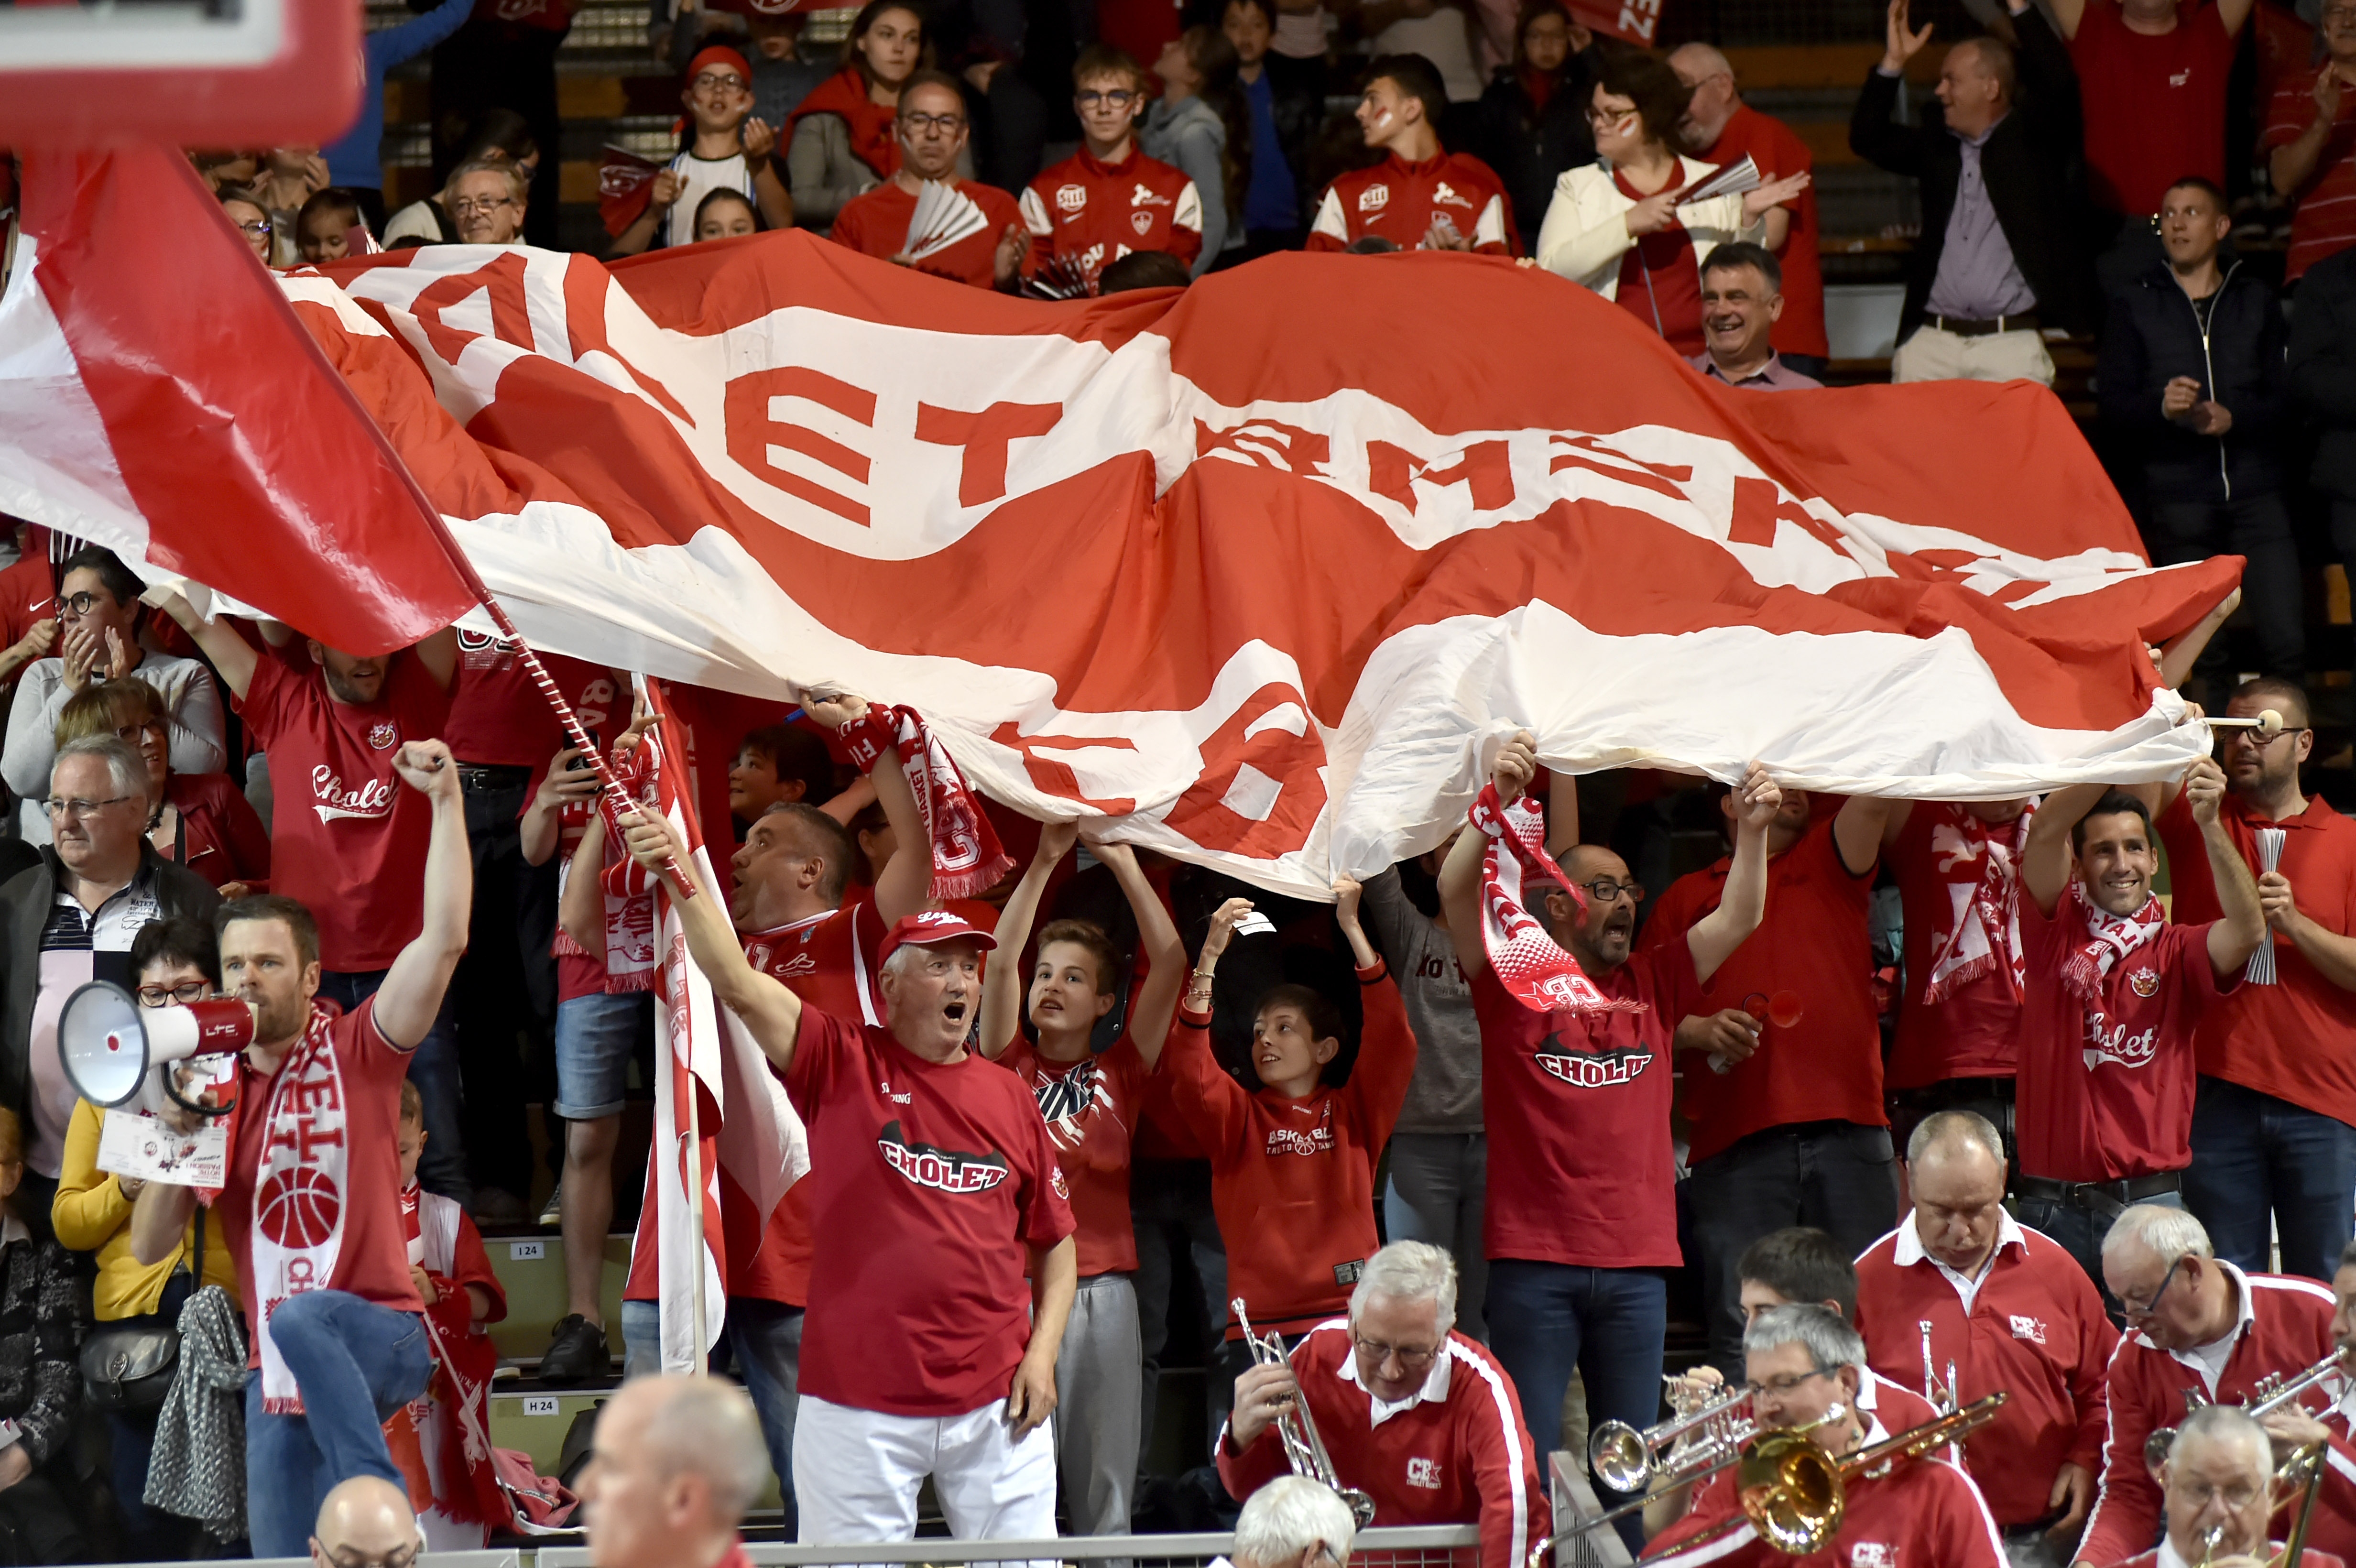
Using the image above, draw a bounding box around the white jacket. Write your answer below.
[1534,156,1762,300]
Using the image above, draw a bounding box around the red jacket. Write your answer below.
[1020,143,1203,284]
[1643,1415,2006,1567]
[1157,960,1415,1337]
[2296,1391,2356,1567]
[1305,151,1518,256]
[1216,1320,1548,1568]
[2115,1553,2342,1568]
[2078,1266,2338,1568]
[1853,1215,2117,1527]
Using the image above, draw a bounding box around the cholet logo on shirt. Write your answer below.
[1129,183,1171,208]
[2082,1018,2159,1072]
[876,1120,1010,1194]
[1846,1545,1898,1568]
[1431,181,1472,209]
[1535,1037,1651,1089]
[1358,183,1390,213]
[1265,1100,1336,1157]
[311,766,395,825]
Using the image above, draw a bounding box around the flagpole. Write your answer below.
[685,1070,708,1376]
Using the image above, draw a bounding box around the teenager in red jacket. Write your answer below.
[2253,1239,2356,1564]
[1853,1111,2116,1559]
[1158,878,1413,1369]
[2074,1205,2338,1568]
[1644,1304,2006,1567]
[1021,45,1204,286]
[1306,54,1516,255]
[2126,1404,2346,1568]
[1218,1241,1547,1568]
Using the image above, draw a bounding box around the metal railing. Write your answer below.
[537,1527,1478,1568]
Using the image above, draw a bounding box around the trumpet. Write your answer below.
[1232,1297,1375,1529]
[1921,1320,1957,1416]
[1588,1381,1756,1493]
[2190,1439,2329,1567]
[2145,1350,2348,1474]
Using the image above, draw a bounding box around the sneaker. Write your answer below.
[539,1314,611,1383]
[538,1183,563,1228]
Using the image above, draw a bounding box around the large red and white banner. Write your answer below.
[1,148,2241,898]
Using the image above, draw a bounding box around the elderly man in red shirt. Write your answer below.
[2074,1205,2338,1568]
[1219,1241,1546,1568]
[2146,678,2356,1287]
[1854,1110,2116,1565]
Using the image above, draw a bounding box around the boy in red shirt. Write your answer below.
[2014,764,2265,1298]
[830,72,1027,290]
[1307,53,1516,255]
[979,822,1186,1540]
[1158,878,1413,1389]
[1022,45,1205,287]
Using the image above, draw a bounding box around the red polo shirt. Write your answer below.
[2071,0,2236,217]
[2157,789,2356,1129]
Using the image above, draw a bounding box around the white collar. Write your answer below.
[1333,1331,1452,1425]
[1893,1209,2026,1278]
[2137,1260,2255,1373]
[0,1213,27,1250]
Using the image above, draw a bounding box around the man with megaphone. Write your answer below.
[124,737,473,1560]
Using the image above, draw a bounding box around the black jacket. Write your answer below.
[1848,7,2090,336]
[0,846,221,1139]
[2098,261,2287,504]
[1474,50,1599,247]
[2290,244,2356,503]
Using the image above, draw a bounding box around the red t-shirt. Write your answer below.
[783,1006,1074,1416]
[1609,167,1705,356]
[2015,893,2229,1182]
[0,553,52,651]
[443,639,615,770]
[830,178,1026,290]
[2157,790,2356,1127]
[1305,151,1518,256]
[235,653,453,972]
[1471,952,1689,1270]
[2073,0,2236,217]
[998,1037,1149,1277]
[1639,816,1885,1164]
[2267,68,2356,280]
[1691,104,1826,358]
[222,997,422,1367]
[165,770,273,892]
[1021,144,1205,284]
[1883,805,2028,1089]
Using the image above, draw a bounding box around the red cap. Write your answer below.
[876,910,998,969]
[686,45,754,85]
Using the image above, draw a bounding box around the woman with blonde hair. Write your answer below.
[55,680,270,898]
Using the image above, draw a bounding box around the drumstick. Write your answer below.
[2203,708,2284,739]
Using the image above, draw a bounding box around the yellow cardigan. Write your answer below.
[54,1099,238,1322]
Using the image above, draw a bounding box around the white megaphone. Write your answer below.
[58,982,253,1115]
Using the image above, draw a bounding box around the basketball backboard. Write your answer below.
[0,0,362,149]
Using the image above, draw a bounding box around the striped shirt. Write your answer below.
[2265,70,2356,281]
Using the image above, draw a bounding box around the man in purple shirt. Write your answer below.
[1691,243,1825,391]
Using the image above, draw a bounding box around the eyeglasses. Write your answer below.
[115,720,166,744]
[235,218,273,238]
[449,196,518,217]
[318,1545,422,1568]
[691,71,750,92]
[1351,1332,1442,1370]
[136,981,211,1008]
[1572,876,1644,905]
[2174,1480,2265,1511]
[1586,102,1638,126]
[43,795,135,820]
[58,590,114,618]
[1745,1367,1836,1400]
[900,111,967,134]
[1076,88,1138,107]
[2126,1256,2185,1322]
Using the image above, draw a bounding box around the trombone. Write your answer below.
[1232,1297,1376,1528]
[1588,1381,1756,1494]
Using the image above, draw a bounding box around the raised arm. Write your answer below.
[1439,729,1538,976]
[1832,794,1899,878]
[2022,782,2113,917]
[1546,762,1579,860]
[153,590,257,702]
[2156,590,2240,692]
[413,627,458,692]
[373,741,472,1050]
[808,693,932,928]
[1095,838,1186,1069]
[1686,763,1782,986]
[521,746,596,868]
[980,821,1077,1059]
[621,810,806,1070]
[2182,758,2267,978]
[557,815,609,956]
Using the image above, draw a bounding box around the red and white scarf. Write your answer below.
[249,1004,350,1415]
[840,704,1014,899]
[1920,802,2035,1006]
[1467,783,1643,1015]
[548,737,661,992]
[2061,880,2166,1033]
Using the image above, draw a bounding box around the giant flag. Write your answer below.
[0,147,2242,898]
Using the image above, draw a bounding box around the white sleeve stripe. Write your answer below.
[2329,1443,2356,1487]
[1174,181,1203,235]
[1310,186,1347,242]
[2249,1275,2340,1303]
[1018,186,1051,238]
[2078,1331,2146,1553]
[1943,1457,2008,1563]
[1474,195,1507,251]
[1449,1342,1528,1568]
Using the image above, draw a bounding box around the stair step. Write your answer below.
[484,1233,633,1363]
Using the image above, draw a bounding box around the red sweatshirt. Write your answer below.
[1216,1319,1548,1568]
[1305,151,1518,256]
[1157,960,1416,1337]
[1020,143,1203,284]
[2078,1265,2338,1568]
[1643,1415,2006,1566]
[1853,1214,2117,1528]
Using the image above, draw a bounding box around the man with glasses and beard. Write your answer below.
[1218,1241,1545,1568]
[2075,1206,2336,1568]
[829,72,1027,288]
[2146,678,2356,1286]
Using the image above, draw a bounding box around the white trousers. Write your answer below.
[1890,324,2056,387]
[793,1391,1059,1551]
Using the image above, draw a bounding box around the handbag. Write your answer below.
[79,1199,202,1412]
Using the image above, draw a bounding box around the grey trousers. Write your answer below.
[1382,1131,1488,1341]
[1055,1272,1143,1537]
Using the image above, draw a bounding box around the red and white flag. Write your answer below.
[0,146,2244,899]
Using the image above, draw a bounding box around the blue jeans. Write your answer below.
[1485,1260,1667,1555]
[553,991,652,1121]
[2017,1188,2185,1322]
[619,1295,801,1525]
[242,1290,434,1557]
[2184,1077,2356,1283]
[1383,1132,1488,1342]
[319,967,467,1202]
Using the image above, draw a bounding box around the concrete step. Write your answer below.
[483,1231,630,1365]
